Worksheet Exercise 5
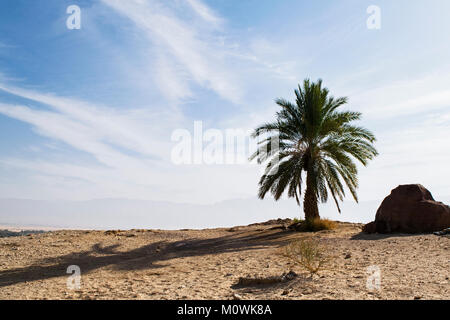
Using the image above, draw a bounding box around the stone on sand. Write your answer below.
[364,184,450,234]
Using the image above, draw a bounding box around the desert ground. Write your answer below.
[0,220,448,300]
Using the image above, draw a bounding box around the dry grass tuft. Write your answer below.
[291,218,338,232]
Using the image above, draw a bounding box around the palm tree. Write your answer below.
[250,79,378,221]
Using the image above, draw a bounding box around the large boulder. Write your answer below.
[363,184,450,234]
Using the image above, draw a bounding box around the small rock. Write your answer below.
[242,289,255,293]
[233,293,243,300]
[434,228,450,236]
[344,253,352,259]
[281,290,289,296]
[174,242,186,248]
[303,288,313,295]
[283,271,298,281]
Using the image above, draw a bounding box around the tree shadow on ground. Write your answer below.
[0,228,296,288]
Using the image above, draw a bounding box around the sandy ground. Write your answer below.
[0,220,448,300]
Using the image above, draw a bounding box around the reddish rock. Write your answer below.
[364,184,450,234]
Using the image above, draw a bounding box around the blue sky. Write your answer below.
[1,0,450,219]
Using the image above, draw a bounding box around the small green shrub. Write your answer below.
[284,238,329,276]
[292,217,301,224]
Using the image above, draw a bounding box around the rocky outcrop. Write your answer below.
[363,184,450,234]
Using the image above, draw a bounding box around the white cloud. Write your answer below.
[0,84,179,159]
[101,0,243,103]
[343,65,450,120]
[185,0,224,27]
[0,84,263,203]
[154,52,193,102]
[0,0,301,205]
[0,82,185,201]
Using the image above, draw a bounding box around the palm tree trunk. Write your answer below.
[303,170,320,221]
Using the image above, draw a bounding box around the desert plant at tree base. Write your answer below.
[291,218,338,232]
[250,79,378,221]
[292,217,301,224]
[284,238,329,276]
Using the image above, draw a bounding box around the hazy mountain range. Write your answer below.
[0,197,375,230]
[1,196,448,230]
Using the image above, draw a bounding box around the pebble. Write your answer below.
[233,293,243,300]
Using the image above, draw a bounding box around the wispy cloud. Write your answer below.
[101,0,242,103]
[352,72,450,120]
[0,0,299,204]
[185,0,224,28]
[0,83,261,203]
[0,84,177,160]
[0,82,188,200]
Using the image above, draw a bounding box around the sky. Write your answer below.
[1,0,450,228]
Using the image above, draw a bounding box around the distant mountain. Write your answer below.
[0,196,400,230]
[0,229,46,238]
